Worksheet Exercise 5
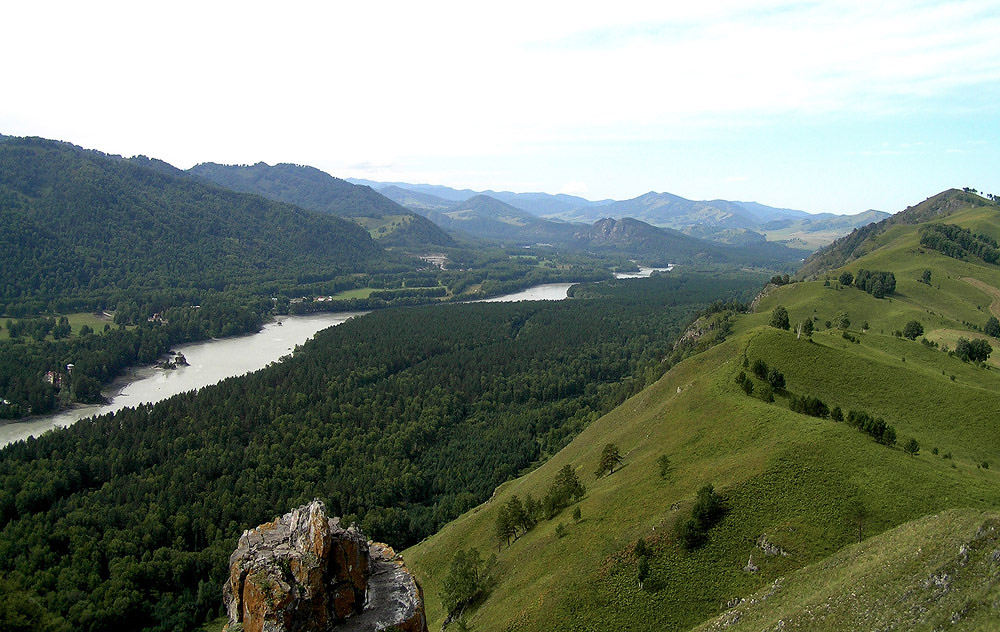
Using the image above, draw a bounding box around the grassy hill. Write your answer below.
[403,192,1000,630]
[694,507,1000,631]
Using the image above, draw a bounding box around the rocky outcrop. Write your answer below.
[224,500,427,632]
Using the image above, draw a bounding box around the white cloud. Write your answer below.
[1,0,998,178]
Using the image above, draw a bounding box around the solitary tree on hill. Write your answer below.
[902,320,924,340]
[839,271,854,286]
[903,437,920,457]
[595,443,624,477]
[770,306,790,330]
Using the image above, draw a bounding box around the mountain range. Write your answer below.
[353,179,889,250]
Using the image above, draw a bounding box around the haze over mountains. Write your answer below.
[352,178,888,250]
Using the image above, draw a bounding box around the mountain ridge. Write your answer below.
[189,162,455,248]
[355,178,889,249]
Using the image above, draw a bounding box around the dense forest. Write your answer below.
[0,272,762,632]
[0,137,391,315]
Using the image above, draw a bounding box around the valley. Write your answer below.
[1,133,998,632]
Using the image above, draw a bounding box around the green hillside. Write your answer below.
[403,192,1000,631]
[694,508,1000,631]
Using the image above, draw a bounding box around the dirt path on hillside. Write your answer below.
[960,277,1000,319]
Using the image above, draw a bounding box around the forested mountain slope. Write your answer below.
[188,162,455,248]
[403,192,1000,631]
[0,137,384,314]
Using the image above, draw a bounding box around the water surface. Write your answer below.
[1,283,576,446]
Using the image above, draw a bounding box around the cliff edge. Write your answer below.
[223,500,427,632]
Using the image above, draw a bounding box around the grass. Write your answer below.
[330,287,377,300]
[0,311,112,341]
[405,324,1000,630]
[403,198,1000,631]
[694,508,1000,631]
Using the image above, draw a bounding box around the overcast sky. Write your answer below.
[3,1,999,213]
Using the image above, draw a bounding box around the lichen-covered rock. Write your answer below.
[223,500,427,632]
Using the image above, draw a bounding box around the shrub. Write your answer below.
[902,321,924,340]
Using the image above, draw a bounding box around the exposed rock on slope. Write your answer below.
[224,500,427,632]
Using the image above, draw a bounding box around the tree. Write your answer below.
[839,271,854,286]
[440,548,492,616]
[766,367,785,390]
[637,555,650,590]
[921,269,932,285]
[985,316,1000,338]
[523,494,540,528]
[751,359,768,380]
[675,484,725,551]
[834,311,850,330]
[902,320,924,340]
[505,496,528,536]
[800,318,814,337]
[595,443,624,477]
[956,337,992,362]
[545,464,586,516]
[770,306,790,330]
[903,437,920,457]
[494,507,514,550]
[657,454,671,479]
[758,383,774,402]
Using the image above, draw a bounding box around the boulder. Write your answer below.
[223,500,427,632]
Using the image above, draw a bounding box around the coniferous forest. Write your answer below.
[0,272,762,632]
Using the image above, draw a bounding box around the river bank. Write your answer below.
[1,283,578,447]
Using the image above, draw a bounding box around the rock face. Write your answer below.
[224,500,428,632]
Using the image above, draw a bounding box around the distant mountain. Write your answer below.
[414,195,580,245]
[581,192,761,229]
[348,179,612,216]
[189,163,455,249]
[355,179,882,250]
[576,217,726,263]
[378,185,455,211]
[576,217,810,267]
[0,137,382,310]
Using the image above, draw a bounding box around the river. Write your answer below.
[614,265,674,279]
[0,283,575,447]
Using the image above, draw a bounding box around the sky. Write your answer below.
[2,0,999,214]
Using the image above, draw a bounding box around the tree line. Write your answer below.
[919,223,1000,264]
